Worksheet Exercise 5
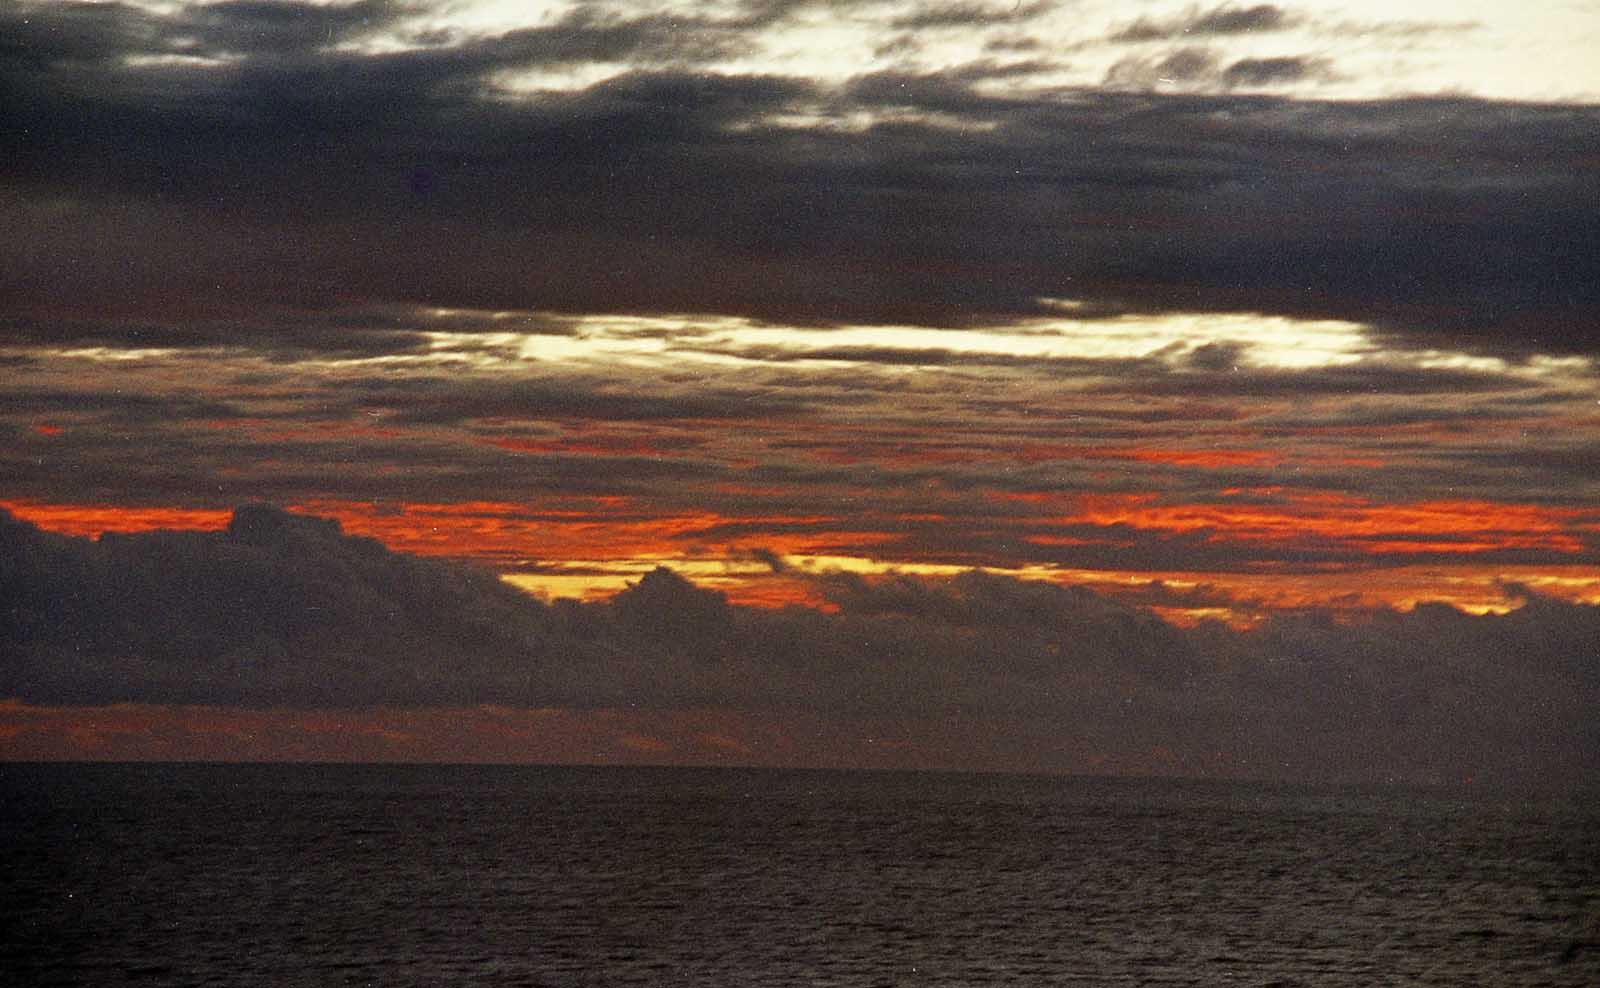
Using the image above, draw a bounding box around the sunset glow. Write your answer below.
[2,0,1597,784]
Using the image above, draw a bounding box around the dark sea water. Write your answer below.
[3,763,1597,987]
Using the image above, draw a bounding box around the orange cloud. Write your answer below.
[6,492,1597,620]
[1052,491,1600,555]
[0,500,235,536]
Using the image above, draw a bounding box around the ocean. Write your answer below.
[3,763,1596,986]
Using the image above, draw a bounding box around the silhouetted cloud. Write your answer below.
[3,507,1595,785]
[0,505,585,706]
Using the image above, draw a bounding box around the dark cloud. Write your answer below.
[1318,18,1481,40]
[1222,56,1330,88]
[3,507,1594,785]
[984,33,1045,53]
[0,0,745,75]
[1,1,1596,354]
[1097,578,1247,612]
[1440,442,1600,483]
[0,313,436,360]
[851,57,1060,94]
[736,546,793,573]
[0,305,585,365]
[182,0,418,55]
[1183,340,1247,371]
[0,388,245,423]
[8,331,1584,523]
[0,402,738,510]
[0,504,570,707]
[671,340,1160,375]
[1110,4,1297,42]
[829,516,1600,574]
[889,2,1055,30]
[1104,47,1333,92]
[1103,46,1219,88]
[1190,3,1292,34]
[730,0,885,27]
[1092,360,1538,399]
[1254,397,1559,430]
[348,374,803,424]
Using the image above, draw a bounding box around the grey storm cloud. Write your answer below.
[3,506,1595,786]
[2,2,1597,355]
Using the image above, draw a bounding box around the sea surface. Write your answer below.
[3,763,1597,986]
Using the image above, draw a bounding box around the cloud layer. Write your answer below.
[2,1,1598,354]
[4,507,1595,786]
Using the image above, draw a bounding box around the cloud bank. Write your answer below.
[4,507,1594,786]
[2,1,1597,355]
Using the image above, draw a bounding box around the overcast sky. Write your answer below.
[2,1,1597,785]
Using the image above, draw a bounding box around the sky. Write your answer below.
[2,0,1598,786]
